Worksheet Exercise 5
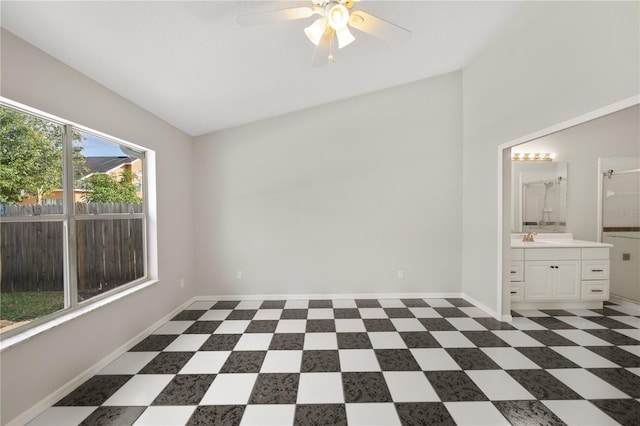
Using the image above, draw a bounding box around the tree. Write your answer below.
[0,106,86,204]
[81,169,142,203]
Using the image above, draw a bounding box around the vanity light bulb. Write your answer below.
[549,153,556,159]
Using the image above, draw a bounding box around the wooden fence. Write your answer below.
[1,203,144,293]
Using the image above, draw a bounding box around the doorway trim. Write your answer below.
[496,94,640,320]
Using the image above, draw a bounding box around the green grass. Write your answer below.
[0,291,64,322]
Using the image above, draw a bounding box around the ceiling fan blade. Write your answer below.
[311,29,333,67]
[238,6,315,27]
[348,10,411,44]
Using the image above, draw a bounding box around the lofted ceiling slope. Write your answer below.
[1,1,522,136]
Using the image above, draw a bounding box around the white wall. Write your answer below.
[513,105,640,241]
[1,30,196,424]
[193,72,463,297]
[462,1,640,313]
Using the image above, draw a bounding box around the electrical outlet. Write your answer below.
[397,269,404,279]
[236,271,243,280]
[180,278,185,288]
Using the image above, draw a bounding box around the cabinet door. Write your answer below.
[553,261,581,300]
[524,262,553,301]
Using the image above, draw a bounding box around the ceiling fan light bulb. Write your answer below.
[327,4,349,30]
[305,18,327,46]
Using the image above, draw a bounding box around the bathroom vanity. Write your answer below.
[510,233,613,309]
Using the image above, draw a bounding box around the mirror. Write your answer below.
[511,161,567,233]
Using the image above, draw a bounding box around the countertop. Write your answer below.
[511,233,613,249]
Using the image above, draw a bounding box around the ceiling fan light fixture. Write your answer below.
[336,26,355,48]
[326,3,349,30]
[304,17,328,46]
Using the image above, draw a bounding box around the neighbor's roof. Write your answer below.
[81,156,137,177]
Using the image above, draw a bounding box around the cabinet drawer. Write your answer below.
[582,260,610,280]
[581,280,609,300]
[524,248,581,261]
[511,249,524,261]
[510,283,524,302]
[582,248,610,260]
[510,262,524,282]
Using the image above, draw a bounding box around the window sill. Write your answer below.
[0,279,158,352]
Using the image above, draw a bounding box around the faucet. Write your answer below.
[522,232,537,242]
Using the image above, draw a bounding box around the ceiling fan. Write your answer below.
[238,0,412,66]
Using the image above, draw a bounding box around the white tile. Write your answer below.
[133,406,196,426]
[98,352,158,375]
[553,329,612,346]
[199,310,232,321]
[200,373,258,405]
[614,328,640,341]
[379,299,405,308]
[186,301,215,310]
[236,300,262,309]
[103,375,173,406]
[163,334,209,352]
[565,308,602,317]
[27,407,97,426]
[307,308,334,319]
[628,367,640,378]
[303,333,338,350]
[275,319,307,333]
[606,304,640,315]
[621,345,640,357]
[445,318,486,331]
[424,299,454,307]
[510,317,547,330]
[213,320,250,334]
[390,318,426,332]
[234,334,272,350]
[466,370,535,400]
[333,299,357,308]
[408,307,441,318]
[297,373,344,403]
[555,316,606,329]
[458,307,492,317]
[548,369,630,399]
[491,330,545,347]
[240,405,296,426]
[513,309,549,318]
[611,315,640,328]
[152,321,195,334]
[359,308,387,319]
[260,351,302,373]
[253,309,282,320]
[383,371,440,402]
[179,352,230,374]
[368,332,407,349]
[339,349,381,372]
[284,299,308,309]
[335,319,366,332]
[345,403,401,426]
[551,346,620,368]
[542,400,619,425]
[410,348,461,371]
[444,402,510,426]
[480,348,541,370]
[430,331,475,348]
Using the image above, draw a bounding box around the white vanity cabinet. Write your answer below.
[510,237,612,309]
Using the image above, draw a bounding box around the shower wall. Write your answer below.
[600,157,640,305]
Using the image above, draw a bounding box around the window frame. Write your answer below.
[0,98,155,342]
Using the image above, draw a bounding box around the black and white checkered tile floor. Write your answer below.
[29,298,640,425]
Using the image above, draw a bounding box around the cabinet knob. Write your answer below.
[510,291,517,294]
[591,269,604,272]
[591,289,603,293]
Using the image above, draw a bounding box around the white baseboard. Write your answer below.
[609,295,640,310]
[460,293,501,321]
[12,291,499,425]
[7,297,197,426]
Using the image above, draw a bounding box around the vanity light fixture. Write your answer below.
[512,153,556,162]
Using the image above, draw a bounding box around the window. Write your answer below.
[0,100,152,337]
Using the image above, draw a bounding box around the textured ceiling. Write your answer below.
[1,1,522,136]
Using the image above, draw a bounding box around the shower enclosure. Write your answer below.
[600,164,640,305]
